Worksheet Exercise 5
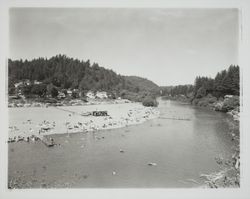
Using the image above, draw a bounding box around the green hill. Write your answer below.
[124,76,160,93]
[8,54,160,101]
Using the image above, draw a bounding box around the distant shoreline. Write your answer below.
[8,97,132,108]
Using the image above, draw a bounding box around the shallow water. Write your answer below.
[8,99,236,188]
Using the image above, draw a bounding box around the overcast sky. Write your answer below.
[9,8,239,86]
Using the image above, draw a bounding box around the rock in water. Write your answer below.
[119,149,125,153]
[148,162,157,166]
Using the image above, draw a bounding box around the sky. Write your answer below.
[9,8,239,86]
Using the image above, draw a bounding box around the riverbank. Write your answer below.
[8,102,160,142]
[191,95,240,121]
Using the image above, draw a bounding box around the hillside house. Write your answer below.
[23,79,31,86]
[14,82,23,88]
[86,91,95,99]
[58,92,66,99]
[224,95,233,99]
[96,91,108,99]
[14,80,31,88]
[34,80,42,85]
[67,90,72,96]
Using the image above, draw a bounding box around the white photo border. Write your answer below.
[0,0,250,199]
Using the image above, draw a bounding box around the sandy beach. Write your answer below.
[8,102,160,141]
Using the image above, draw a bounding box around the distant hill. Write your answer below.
[124,76,160,94]
[8,54,160,100]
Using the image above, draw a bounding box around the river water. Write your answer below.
[8,99,236,188]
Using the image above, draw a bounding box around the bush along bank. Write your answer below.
[191,94,240,121]
[142,96,159,107]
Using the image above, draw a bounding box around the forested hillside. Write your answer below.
[8,54,160,101]
[124,76,160,94]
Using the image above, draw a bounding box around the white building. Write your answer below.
[14,80,31,88]
[86,91,95,99]
[224,95,233,99]
[14,82,23,88]
[58,92,66,99]
[34,80,42,85]
[96,91,108,99]
[67,90,72,96]
[23,79,31,86]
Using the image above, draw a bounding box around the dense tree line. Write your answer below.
[8,54,160,100]
[194,65,239,98]
[170,85,194,97]
[161,65,239,100]
[161,85,194,97]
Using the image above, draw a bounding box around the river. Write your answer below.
[8,99,236,188]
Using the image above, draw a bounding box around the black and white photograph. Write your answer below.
[1,0,250,199]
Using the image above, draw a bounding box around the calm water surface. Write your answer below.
[8,99,235,188]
